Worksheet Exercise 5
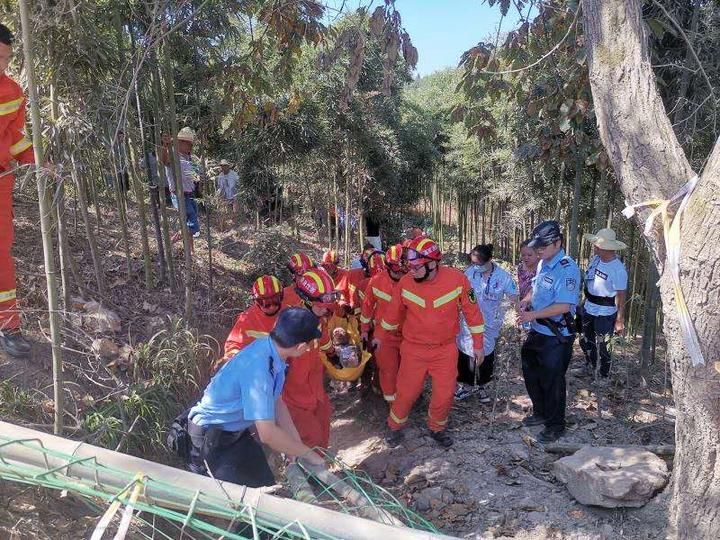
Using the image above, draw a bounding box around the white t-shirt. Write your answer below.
[457,263,518,355]
[217,170,239,201]
[584,255,628,316]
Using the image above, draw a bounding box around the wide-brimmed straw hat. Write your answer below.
[177,127,196,143]
[584,228,627,251]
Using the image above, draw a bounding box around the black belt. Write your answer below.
[584,286,616,307]
[536,313,576,343]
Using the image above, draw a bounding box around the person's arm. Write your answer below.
[518,303,572,323]
[359,282,377,339]
[614,290,627,334]
[255,418,324,466]
[9,96,34,165]
[275,398,303,444]
[459,275,485,362]
[374,283,406,349]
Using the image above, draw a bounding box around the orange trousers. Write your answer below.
[286,398,333,449]
[375,337,402,402]
[0,173,19,331]
[388,341,457,433]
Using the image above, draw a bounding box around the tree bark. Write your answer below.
[583,1,720,537]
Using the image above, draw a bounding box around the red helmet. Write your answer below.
[296,269,341,307]
[321,250,339,265]
[385,244,404,271]
[252,275,283,299]
[287,252,314,276]
[367,252,386,276]
[406,237,442,266]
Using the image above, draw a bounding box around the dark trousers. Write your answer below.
[521,331,573,429]
[187,420,274,487]
[580,309,616,377]
[457,350,495,386]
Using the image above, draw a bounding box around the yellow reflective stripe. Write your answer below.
[348,283,357,293]
[401,288,426,308]
[358,289,366,300]
[415,238,433,252]
[9,137,32,156]
[359,314,371,324]
[256,278,265,295]
[468,324,485,334]
[429,415,448,426]
[433,287,462,308]
[271,276,281,293]
[384,394,396,402]
[372,287,392,302]
[319,341,333,351]
[0,97,22,116]
[389,410,407,424]
[380,319,399,331]
[245,330,269,339]
[0,289,16,303]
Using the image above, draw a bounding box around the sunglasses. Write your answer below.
[315,291,341,304]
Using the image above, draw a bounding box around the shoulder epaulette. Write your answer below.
[559,258,571,267]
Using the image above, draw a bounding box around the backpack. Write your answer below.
[167,407,192,460]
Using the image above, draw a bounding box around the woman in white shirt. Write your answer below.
[456,244,518,402]
[578,228,628,381]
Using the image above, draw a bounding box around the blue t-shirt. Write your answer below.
[189,337,286,432]
[530,249,581,337]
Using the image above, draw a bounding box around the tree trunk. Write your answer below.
[19,0,64,434]
[583,1,720,536]
[569,152,583,259]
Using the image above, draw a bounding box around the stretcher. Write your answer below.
[321,314,373,382]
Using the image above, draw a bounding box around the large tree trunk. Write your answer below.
[583,1,720,537]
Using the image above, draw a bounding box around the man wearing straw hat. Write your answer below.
[577,228,628,382]
[161,127,201,246]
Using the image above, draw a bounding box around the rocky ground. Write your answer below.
[1,190,675,539]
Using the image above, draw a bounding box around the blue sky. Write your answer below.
[323,0,518,77]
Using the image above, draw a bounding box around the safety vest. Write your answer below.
[0,74,34,171]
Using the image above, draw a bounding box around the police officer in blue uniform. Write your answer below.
[187,307,326,486]
[517,221,580,443]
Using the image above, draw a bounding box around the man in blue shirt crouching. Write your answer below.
[187,307,326,487]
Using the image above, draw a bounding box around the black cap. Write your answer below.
[528,220,562,248]
[270,307,322,348]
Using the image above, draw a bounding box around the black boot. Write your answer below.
[430,430,453,448]
[384,428,404,447]
[0,331,32,358]
[537,426,565,443]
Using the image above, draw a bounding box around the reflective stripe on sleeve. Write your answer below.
[9,137,32,156]
[380,319,399,331]
[319,341,333,351]
[468,324,485,334]
[0,97,22,116]
[245,330,269,339]
[359,314,371,324]
[372,287,392,302]
[389,410,407,424]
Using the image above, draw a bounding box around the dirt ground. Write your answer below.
[1,190,675,539]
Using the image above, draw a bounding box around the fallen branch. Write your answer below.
[544,443,675,456]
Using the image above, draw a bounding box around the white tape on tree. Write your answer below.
[622,175,705,366]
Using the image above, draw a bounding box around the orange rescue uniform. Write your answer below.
[360,271,403,401]
[378,266,485,432]
[282,289,334,449]
[213,304,279,373]
[337,267,365,312]
[0,75,34,331]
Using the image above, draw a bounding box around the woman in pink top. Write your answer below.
[517,239,539,301]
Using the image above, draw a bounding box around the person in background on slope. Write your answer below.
[216,159,239,228]
[0,24,35,358]
[187,308,326,488]
[517,239,539,301]
[517,221,580,443]
[376,237,485,448]
[213,275,285,374]
[360,244,407,403]
[456,244,518,402]
[161,127,201,247]
[575,228,628,384]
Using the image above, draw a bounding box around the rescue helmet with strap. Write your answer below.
[252,275,284,311]
[321,249,339,265]
[287,252,314,276]
[385,244,404,272]
[406,236,442,263]
[295,269,341,308]
[367,252,386,276]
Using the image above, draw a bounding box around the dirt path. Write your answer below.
[329,326,673,539]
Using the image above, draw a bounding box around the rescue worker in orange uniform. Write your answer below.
[212,275,285,373]
[376,237,485,448]
[282,268,341,449]
[320,249,347,287]
[360,245,406,403]
[284,252,314,307]
[336,246,378,313]
[0,24,34,358]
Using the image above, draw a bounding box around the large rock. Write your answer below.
[553,446,669,508]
